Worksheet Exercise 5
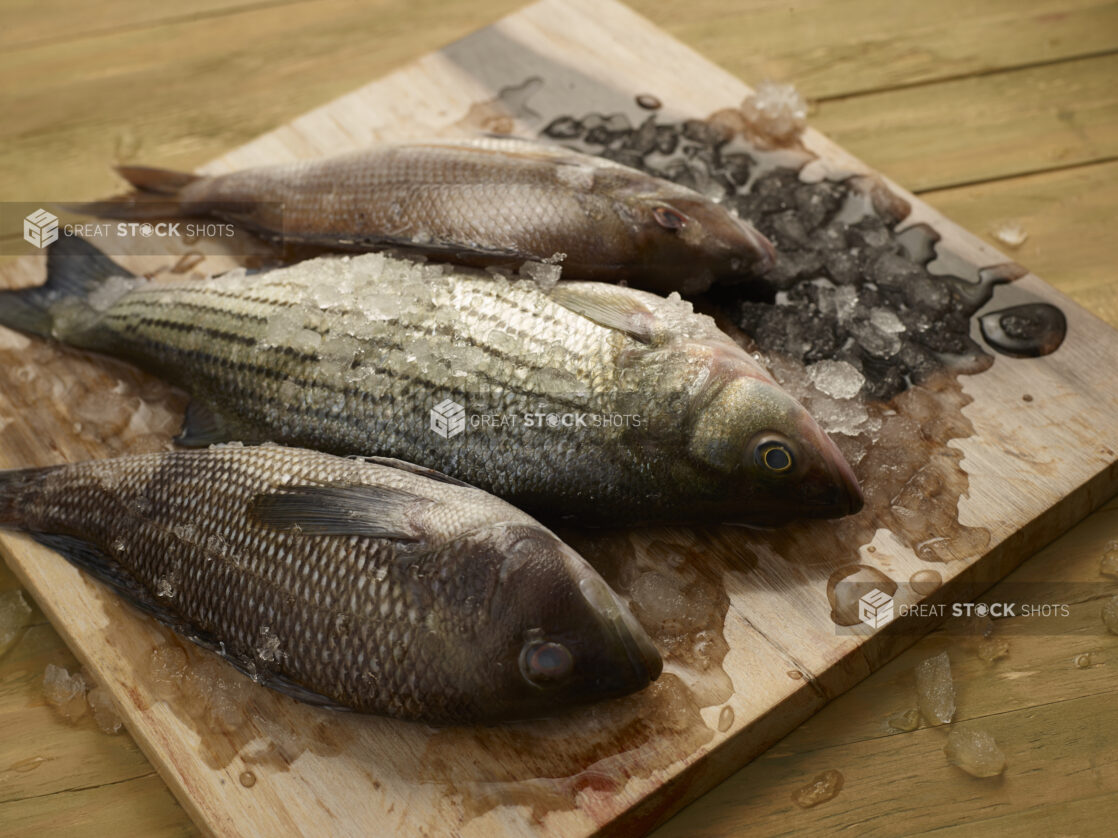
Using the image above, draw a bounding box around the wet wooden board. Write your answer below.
[1,1,1117,836]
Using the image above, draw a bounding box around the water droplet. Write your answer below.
[636,93,662,110]
[1074,652,1093,669]
[979,303,1067,358]
[827,565,897,626]
[717,705,734,732]
[239,770,257,788]
[909,569,943,596]
[888,708,919,731]
[792,769,844,808]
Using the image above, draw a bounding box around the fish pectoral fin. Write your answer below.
[29,532,196,633]
[175,401,238,447]
[548,283,657,345]
[248,484,431,540]
[352,455,474,488]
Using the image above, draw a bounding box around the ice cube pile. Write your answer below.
[544,104,1020,402]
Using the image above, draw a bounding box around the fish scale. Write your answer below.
[78,137,777,293]
[0,235,863,524]
[0,445,661,722]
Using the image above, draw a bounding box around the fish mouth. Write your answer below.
[739,222,777,274]
[808,436,864,517]
[830,449,864,515]
[721,213,776,276]
[578,576,662,685]
[794,413,865,517]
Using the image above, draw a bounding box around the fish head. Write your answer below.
[618,182,775,293]
[456,523,660,721]
[684,346,863,522]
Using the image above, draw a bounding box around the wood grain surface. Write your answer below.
[1,1,1116,836]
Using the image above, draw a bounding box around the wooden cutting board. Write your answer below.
[2,0,1117,835]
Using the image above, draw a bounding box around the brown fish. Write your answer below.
[78,137,775,294]
[0,445,661,723]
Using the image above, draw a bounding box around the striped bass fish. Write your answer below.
[0,445,661,722]
[76,137,775,294]
[0,234,862,525]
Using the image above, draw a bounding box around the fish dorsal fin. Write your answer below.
[175,401,239,447]
[548,283,657,345]
[249,484,431,540]
[354,455,474,488]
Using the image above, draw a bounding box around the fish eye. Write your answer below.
[519,640,573,687]
[753,436,796,475]
[652,206,687,231]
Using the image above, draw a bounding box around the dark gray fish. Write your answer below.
[73,137,775,294]
[0,234,862,525]
[0,445,660,723]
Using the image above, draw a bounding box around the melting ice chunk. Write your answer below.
[741,81,808,142]
[42,663,89,723]
[519,260,563,292]
[944,727,1007,777]
[807,360,865,400]
[0,589,33,658]
[87,685,124,734]
[915,650,956,724]
[1102,596,1118,635]
[791,769,844,808]
[869,307,906,334]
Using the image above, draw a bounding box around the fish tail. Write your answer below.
[0,467,49,527]
[64,165,208,220]
[0,234,134,341]
[116,165,201,195]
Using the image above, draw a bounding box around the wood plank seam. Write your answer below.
[813,45,1118,103]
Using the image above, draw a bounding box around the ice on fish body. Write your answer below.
[519,260,563,292]
[945,728,1006,777]
[87,275,145,312]
[555,163,596,190]
[915,651,956,724]
[0,590,33,658]
[256,626,283,663]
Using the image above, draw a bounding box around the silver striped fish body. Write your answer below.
[0,446,659,722]
[48,247,863,524]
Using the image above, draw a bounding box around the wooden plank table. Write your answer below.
[1,1,1117,835]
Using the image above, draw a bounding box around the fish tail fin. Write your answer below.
[64,165,208,220]
[116,165,201,195]
[0,234,135,341]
